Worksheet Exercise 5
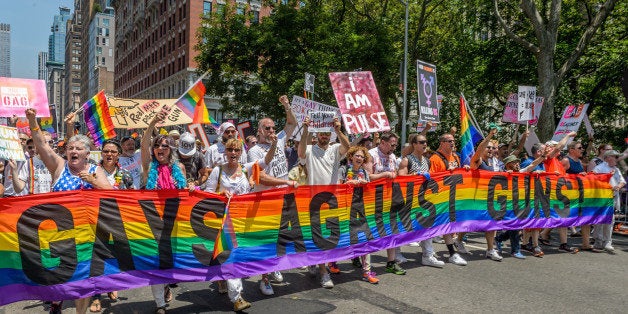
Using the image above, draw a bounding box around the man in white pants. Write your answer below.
[592,149,626,252]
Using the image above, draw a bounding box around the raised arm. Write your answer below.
[141,110,167,179]
[298,117,310,159]
[334,118,351,156]
[549,131,576,158]
[470,128,497,170]
[279,95,297,137]
[25,108,64,177]
[520,155,546,173]
[264,133,279,166]
[7,159,26,193]
[64,111,76,141]
[419,121,435,137]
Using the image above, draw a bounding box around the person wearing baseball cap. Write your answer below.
[592,149,626,252]
[177,132,207,191]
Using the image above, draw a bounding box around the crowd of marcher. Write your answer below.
[1,96,626,313]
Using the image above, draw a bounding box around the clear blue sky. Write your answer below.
[0,0,75,79]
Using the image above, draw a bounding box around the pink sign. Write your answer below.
[329,71,390,135]
[0,77,50,117]
[501,93,544,125]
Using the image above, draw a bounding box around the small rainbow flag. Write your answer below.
[459,94,484,166]
[212,200,238,259]
[175,78,206,120]
[193,98,220,130]
[83,90,116,147]
[40,117,56,137]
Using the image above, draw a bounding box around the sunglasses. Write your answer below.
[353,155,365,159]
[153,144,170,149]
[264,126,276,131]
[415,140,427,144]
[224,129,237,134]
[226,148,241,152]
[48,140,55,144]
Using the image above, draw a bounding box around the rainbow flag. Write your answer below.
[213,201,238,259]
[83,90,116,146]
[40,117,56,136]
[193,98,220,130]
[459,94,483,166]
[175,79,206,120]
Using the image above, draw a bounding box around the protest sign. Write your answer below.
[0,125,25,161]
[523,127,541,156]
[583,114,594,137]
[0,170,613,305]
[308,111,336,132]
[188,124,210,149]
[89,151,102,163]
[416,60,439,122]
[517,86,536,122]
[329,71,390,134]
[290,96,340,139]
[304,72,315,94]
[502,93,544,125]
[0,78,50,118]
[108,98,192,129]
[551,103,589,144]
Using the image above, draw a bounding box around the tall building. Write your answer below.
[111,0,271,121]
[0,23,10,77]
[64,0,83,136]
[38,52,49,80]
[48,7,71,63]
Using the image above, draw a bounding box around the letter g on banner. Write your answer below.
[17,204,78,285]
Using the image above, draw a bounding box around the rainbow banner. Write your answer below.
[83,90,117,146]
[0,170,613,305]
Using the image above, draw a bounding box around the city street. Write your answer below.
[2,231,627,313]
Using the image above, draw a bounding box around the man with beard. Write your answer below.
[118,136,142,189]
[205,122,247,168]
[298,116,350,289]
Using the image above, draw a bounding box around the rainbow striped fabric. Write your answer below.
[83,90,116,146]
[0,171,613,304]
[39,117,56,136]
[459,95,484,166]
[175,79,206,121]
[213,202,238,259]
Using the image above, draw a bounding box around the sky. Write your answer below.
[0,0,75,79]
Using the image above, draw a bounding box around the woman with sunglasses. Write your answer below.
[140,110,188,314]
[86,139,134,312]
[204,136,277,311]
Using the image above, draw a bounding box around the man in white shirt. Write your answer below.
[298,116,350,289]
[118,136,142,189]
[205,122,247,169]
[592,149,626,252]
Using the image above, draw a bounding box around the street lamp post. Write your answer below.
[400,0,409,147]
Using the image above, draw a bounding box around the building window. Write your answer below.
[252,10,260,24]
[203,1,212,14]
[103,18,110,27]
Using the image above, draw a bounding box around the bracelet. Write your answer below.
[30,126,40,132]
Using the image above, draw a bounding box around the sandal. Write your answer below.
[538,238,551,246]
[580,246,603,253]
[108,291,118,301]
[558,243,579,254]
[89,299,101,313]
[164,286,173,303]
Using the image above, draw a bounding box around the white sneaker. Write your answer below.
[395,253,408,264]
[486,249,503,261]
[604,243,615,252]
[259,278,274,295]
[434,236,445,244]
[408,241,421,247]
[421,255,445,268]
[448,253,467,266]
[320,273,334,289]
[308,265,318,277]
[270,271,283,282]
[454,241,469,254]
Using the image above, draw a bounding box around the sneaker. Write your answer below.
[320,273,334,289]
[454,241,469,254]
[155,306,167,314]
[259,277,274,295]
[408,241,421,247]
[49,301,63,314]
[385,261,406,275]
[328,262,341,274]
[362,271,379,284]
[558,243,579,254]
[216,280,228,294]
[533,246,545,257]
[511,251,526,259]
[233,297,251,311]
[308,265,318,277]
[434,236,445,244]
[448,253,467,266]
[604,243,615,252]
[351,257,363,269]
[486,249,503,261]
[421,254,445,268]
[495,237,503,254]
[270,271,283,282]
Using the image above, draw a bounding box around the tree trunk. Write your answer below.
[536,51,559,142]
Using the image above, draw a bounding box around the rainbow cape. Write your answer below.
[459,94,483,166]
[82,90,116,146]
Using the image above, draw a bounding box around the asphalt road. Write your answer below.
[2,231,627,314]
